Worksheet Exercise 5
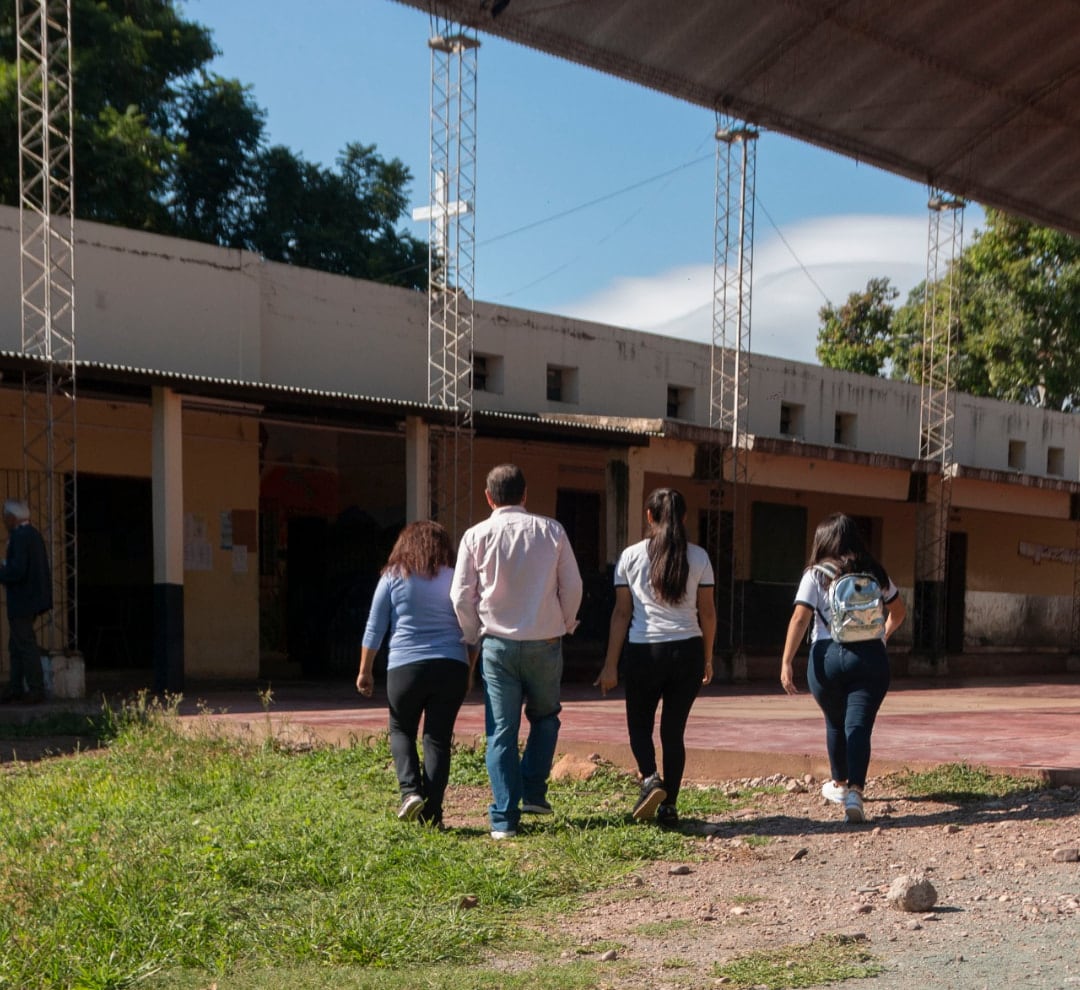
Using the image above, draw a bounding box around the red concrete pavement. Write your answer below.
[178,674,1080,786]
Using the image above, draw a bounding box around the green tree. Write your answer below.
[248,143,427,284]
[169,74,265,246]
[960,209,1080,409]
[820,210,1080,409]
[64,0,213,230]
[815,276,899,375]
[0,0,426,287]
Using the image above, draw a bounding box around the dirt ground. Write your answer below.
[6,735,1079,989]
[451,773,1080,989]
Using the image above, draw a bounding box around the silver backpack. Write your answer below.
[813,562,886,643]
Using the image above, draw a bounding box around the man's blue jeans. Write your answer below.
[481,635,563,832]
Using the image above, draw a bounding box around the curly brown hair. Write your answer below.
[383,520,455,579]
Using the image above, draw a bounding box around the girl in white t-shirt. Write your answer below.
[596,488,716,827]
[780,513,906,824]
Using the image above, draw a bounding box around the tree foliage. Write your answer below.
[960,210,1080,409]
[816,210,1080,409]
[0,0,426,288]
[815,276,898,375]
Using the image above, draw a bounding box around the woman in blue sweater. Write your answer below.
[358,521,474,827]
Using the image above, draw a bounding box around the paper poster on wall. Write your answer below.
[220,511,234,550]
[184,512,213,571]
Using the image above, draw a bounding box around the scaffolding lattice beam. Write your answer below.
[16,0,77,652]
[422,23,478,541]
[1071,503,1080,657]
[914,190,964,660]
[709,115,757,666]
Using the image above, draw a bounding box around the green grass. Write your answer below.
[0,696,718,990]
[6,703,1029,990]
[889,763,1044,803]
[632,919,693,938]
[712,934,882,988]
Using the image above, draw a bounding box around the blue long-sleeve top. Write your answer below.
[361,566,468,670]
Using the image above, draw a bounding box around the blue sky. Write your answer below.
[183,0,970,365]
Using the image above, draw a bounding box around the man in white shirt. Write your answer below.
[451,464,583,839]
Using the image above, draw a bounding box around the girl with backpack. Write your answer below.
[780,512,906,823]
[596,487,716,828]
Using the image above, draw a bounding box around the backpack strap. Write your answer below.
[810,563,837,628]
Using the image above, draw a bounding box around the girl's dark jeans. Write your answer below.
[807,637,890,789]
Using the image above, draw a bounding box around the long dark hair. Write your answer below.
[645,487,689,605]
[383,520,455,579]
[808,513,889,587]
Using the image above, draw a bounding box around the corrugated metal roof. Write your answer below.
[395,0,1080,237]
[0,350,655,442]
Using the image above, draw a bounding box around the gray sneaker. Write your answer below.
[844,790,865,824]
[632,774,667,820]
[397,794,425,822]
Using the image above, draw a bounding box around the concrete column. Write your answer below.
[404,416,431,523]
[626,447,648,543]
[605,454,629,565]
[152,387,184,693]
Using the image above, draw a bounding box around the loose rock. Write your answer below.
[887,874,938,912]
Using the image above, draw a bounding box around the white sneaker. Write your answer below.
[490,829,517,840]
[397,794,425,822]
[821,780,848,804]
[844,790,865,823]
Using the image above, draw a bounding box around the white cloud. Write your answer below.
[557,214,934,365]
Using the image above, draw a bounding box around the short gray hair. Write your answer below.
[2,499,30,521]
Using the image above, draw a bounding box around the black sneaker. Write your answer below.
[521,800,553,815]
[632,773,667,820]
[656,804,679,828]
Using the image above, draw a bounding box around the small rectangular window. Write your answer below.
[1008,440,1026,471]
[834,412,856,446]
[547,366,563,402]
[473,353,503,394]
[546,364,578,404]
[1047,446,1065,476]
[780,402,803,437]
[666,385,693,419]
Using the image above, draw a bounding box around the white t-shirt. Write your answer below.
[615,539,715,643]
[795,566,899,644]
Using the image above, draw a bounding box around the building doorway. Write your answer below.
[76,475,153,671]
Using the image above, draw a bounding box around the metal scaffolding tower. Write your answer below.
[418,19,478,541]
[709,115,758,668]
[16,0,77,652]
[914,190,964,661]
[1070,502,1080,659]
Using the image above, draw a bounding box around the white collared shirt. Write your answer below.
[451,505,583,645]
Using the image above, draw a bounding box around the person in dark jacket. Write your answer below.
[0,499,52,704]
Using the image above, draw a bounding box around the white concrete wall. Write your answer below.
[956,392,1079,478]
[2,205,1077,481]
